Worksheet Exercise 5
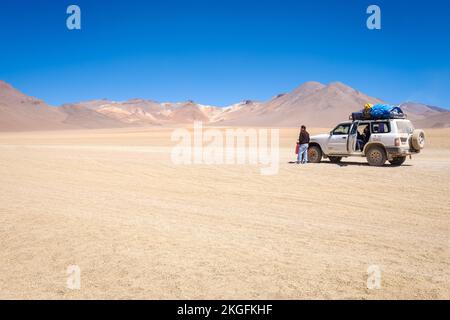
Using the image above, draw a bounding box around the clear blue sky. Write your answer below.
[0,0,449,108]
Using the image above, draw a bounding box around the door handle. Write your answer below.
[342,137,347,139]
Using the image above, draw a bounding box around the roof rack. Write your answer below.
[349,113,408,121]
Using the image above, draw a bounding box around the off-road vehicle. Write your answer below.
[308,119,425,166]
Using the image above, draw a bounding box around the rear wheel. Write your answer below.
[308,145,322,163]
[329,156,342,163]
[389,156,406,166]
[366,146,387,166]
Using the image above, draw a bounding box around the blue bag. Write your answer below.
[370,104,405,119]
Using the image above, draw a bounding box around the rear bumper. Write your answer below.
[386,147,419,158]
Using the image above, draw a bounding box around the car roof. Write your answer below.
[338,118,412,127]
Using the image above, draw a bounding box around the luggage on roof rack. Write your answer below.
[370,104,406,119]
[350,104,406,121]
[350,111,365,121]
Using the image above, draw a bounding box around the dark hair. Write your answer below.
[301,125,306,129]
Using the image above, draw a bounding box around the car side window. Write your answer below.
[332,124,351,135]
[371,122,390,134]
[396,121,414,134]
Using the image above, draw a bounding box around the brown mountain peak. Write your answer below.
[327,81,357,93]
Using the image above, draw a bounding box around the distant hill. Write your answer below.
[0,80,449,131]
[0,81,75,131]
[414,112,450,129]
[215,82,384,127]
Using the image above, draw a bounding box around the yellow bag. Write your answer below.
[363,103,373,119]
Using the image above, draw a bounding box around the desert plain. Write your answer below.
[0,127,449,299]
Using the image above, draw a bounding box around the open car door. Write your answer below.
[348,121,359,154]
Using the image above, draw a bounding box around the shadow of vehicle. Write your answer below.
[320,160,413,167]
[288,161,412,167]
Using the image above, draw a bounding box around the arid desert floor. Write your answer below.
[0,127,449,299]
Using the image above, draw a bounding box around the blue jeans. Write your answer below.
[356,139,364,151]
[297,143,309,163]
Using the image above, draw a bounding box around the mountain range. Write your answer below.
[0,80,449,131]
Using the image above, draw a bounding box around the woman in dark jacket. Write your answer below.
[297,125,310,164]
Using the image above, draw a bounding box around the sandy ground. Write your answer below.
[0,127,449,300]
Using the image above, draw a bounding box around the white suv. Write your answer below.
[308,119,425,166]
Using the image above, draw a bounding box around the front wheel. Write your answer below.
[308,145,322,163]
[389,156,407,166]
[366,146,387,166]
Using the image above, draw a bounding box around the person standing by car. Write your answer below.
[297,125,310,164]
[362,125,371,147]
[356,124,370,151]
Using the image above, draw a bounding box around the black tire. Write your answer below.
[366,145,387,167]
[389,156,407,166]
[329,156,342,163]
[308,145,322,163]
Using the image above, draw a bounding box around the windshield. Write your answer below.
[332,124,351,135]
